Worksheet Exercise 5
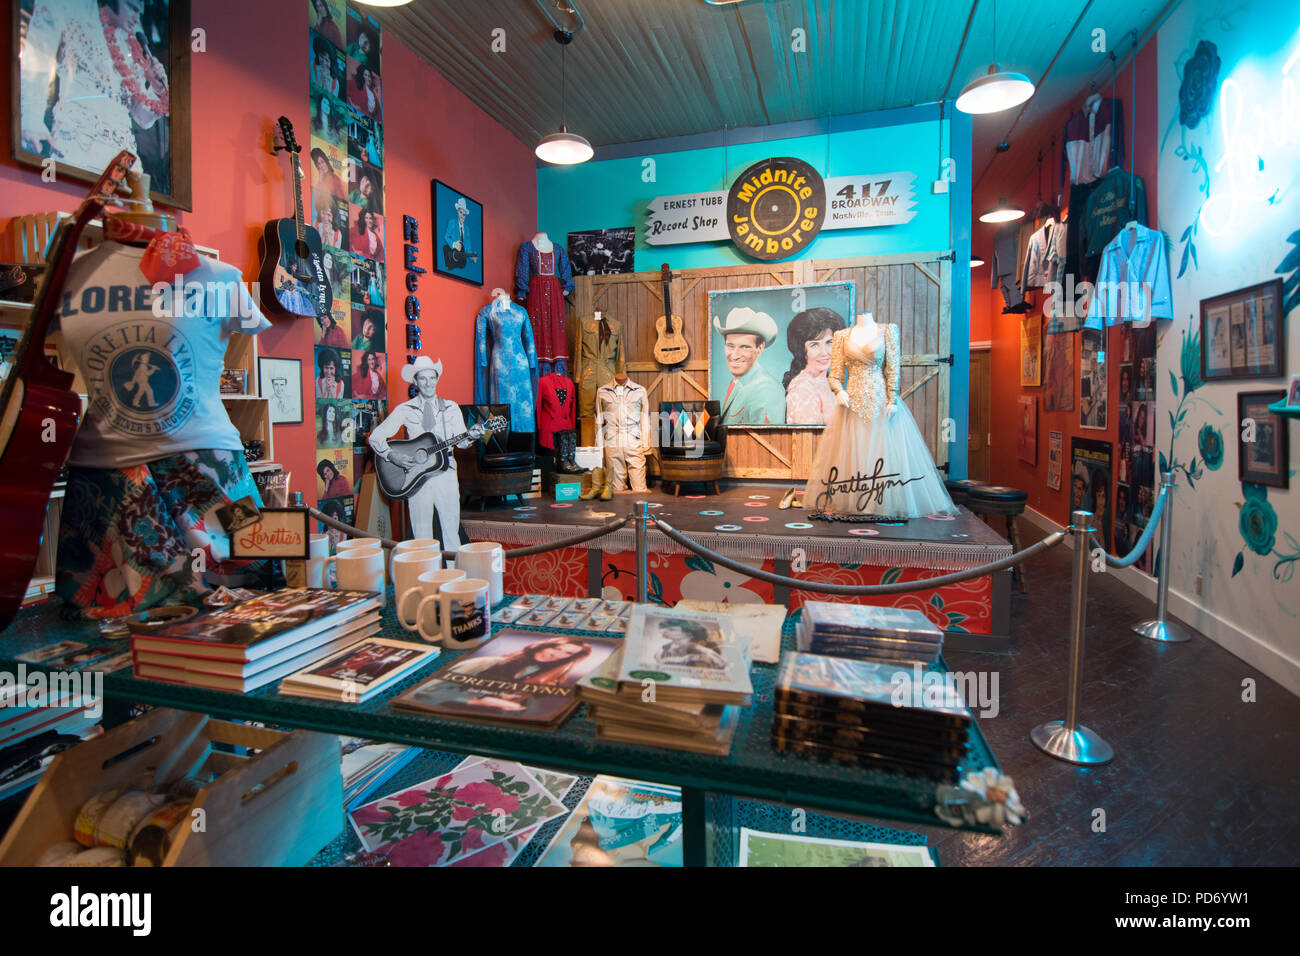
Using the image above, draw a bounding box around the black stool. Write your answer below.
[944,478,987,507]
[965,485,1030,592]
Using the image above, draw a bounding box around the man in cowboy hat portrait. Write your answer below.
[713,306,785,425]
[442,195,479,271]
[368,356,484,548]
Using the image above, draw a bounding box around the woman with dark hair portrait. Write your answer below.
[316,402,344,446]
[654,619,727,669]
[1091,470,1112,550]
[353,350,386,399]
[315,308,348,348]
[311,36,338,95]
[317,458,352,499]
[434,637,598,715]
[352,208,384,260]
[310,0,343,47]
[1119,366,1133,402]
[349,165,382,214]
[351,64,382,121]
[311,91,340,143]
[347,23,379,71]
[1133,401,1150,447]
[316,347,345,398]
[783,308,846,425]
[352,309,384,350]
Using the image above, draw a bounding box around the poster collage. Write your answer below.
[309,0,389,532]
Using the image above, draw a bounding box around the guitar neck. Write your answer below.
[291,155,306,243]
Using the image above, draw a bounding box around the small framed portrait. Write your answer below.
[12,0,193,209]
[1201,279,1285,380]
[219,368,247,395]
[1238,391,1289,488]
[216,496,262,534]
[258,356,303,425]
[1020,315,1041,387]
[432,179,483,286]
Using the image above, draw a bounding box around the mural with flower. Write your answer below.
[1162,38,1222,277]
[1160,326,1223,490]
[1233,483,1300,582]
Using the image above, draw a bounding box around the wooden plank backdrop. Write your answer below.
[572,252,952,480]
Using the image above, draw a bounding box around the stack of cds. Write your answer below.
[797,602,943,664]
[772,651,971,781]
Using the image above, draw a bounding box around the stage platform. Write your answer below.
[461,484,1014,650]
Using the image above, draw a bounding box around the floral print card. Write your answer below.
[444,757,578,867]
[348,758,571,866]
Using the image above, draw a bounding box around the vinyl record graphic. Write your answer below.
[727,156,825,260]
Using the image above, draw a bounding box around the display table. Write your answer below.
[465,487,1015,650]
[0,598,1006,866]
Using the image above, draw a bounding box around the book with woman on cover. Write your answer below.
[619,606,751,704]
[393,631,619,727]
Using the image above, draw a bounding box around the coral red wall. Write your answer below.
[0,0,536,497]
[972,38,1159,525]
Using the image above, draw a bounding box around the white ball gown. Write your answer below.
[803,323,957,519]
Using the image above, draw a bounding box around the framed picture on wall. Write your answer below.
[706,281,856,427]
[1200,279,1284,380]
[1017,396,1037,465]
[1020,315,1041,387]
[259,357,303,425]
[1079,329,1107,431]
[432,179,483,286]
[1238,390,1289,488]
[1042,331,1074,411]
[12,0,193,209]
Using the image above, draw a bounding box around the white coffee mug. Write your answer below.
[305,533,331,588]
[324,547,386,605]
[391,538,441,582]
[438,578,491,649]
[401,568,467,643]
[337,537,382,553]
[391,550,444,628]
[456,542,504,606]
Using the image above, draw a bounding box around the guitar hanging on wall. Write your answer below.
[257,117,330,319]
[653,263,689,366]
[375,416,508,499]
[0,151,135,631]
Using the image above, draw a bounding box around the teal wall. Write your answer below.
[537,104,971,476]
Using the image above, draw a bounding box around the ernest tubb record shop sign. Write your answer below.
[646,156,916,261]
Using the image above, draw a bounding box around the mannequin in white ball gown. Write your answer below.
[803,312,957,519]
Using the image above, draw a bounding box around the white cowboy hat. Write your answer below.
[712,306,778,346]
[401,355,443,384]
[454,197,469,215]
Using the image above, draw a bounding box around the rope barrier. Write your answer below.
[1091,483,1168,569]
[649,515,1067,596]
[306,507,631,561]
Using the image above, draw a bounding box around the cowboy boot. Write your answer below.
[558,430,584,474]
[580,466,605,500]
[600,472,613,501]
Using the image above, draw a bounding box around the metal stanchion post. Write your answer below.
[1132,471,1192,643]
[1031,509,1114,765]
[634,500,650,604]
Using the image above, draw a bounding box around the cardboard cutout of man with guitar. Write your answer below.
[368,356,486,549]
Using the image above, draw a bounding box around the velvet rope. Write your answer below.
[1091,483,1168,569]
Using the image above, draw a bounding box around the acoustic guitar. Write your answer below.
[0,151,134,631]
[375,415,507,499]
[653,263,689,365]
[442,245,479,270]
[257,117,330,319]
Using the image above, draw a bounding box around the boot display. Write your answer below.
[556,430,584,474]
[580,466,605,500]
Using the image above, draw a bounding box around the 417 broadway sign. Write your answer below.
[646,157,917,257]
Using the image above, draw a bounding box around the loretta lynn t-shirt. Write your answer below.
[54,241,271,468]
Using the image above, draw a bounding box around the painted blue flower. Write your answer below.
[1179,41,1222,130]
[1180,326,1203,394]
[1239,484,1278,556]
[1197,424,1224,470]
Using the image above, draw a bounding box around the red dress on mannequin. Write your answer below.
[515,240,574,377]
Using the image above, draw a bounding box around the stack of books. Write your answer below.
[279,637,438,703]
[129,589,382,692]
[575,605,751,755]
[340,738,420,808]
[772,651,971,781]
[797,602,943,664]
[393,630,621,729]
[0,684,102,801]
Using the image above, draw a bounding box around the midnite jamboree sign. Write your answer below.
[646,156,916,258]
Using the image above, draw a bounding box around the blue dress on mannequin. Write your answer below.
[474,296,539,431]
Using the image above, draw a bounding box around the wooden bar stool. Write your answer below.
[965,485,1030,592]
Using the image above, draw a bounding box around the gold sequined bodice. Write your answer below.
[827,324,900,423]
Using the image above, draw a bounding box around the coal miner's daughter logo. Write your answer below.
[814,458,926,512]
[87,320,195,436]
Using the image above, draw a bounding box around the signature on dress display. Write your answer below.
[813,459,926,513]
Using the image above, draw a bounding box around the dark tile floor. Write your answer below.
[908,522,1300,866]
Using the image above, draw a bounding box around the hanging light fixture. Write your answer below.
[536,30,593,165]
[979,142,1025,223]
[970,257,986,267]
[351,0,413,6]
[956,0,1035,114]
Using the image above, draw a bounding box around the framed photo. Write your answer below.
[258,356,303,425]
[1079,329,1107,431]
[1020,315,1041,387]
[568,227,635,276]
[1046,429,1063,490]
[219,369,247,395]
[12,0,193,209]
[1200,279,1285,380]
[1017,396,1037,465]
[432,179,483,286]
[1042,331,1073,411]
[229,508,311,560]
[707,281,856,426]
[1238,390,1289,488]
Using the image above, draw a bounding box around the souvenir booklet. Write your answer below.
[536,775,683,867]
[279,637,438,702]
[348,758,571,866]
[619,606,751,703]
[737,828,936,867]
[393,631,620,727]
[676,600,785,664]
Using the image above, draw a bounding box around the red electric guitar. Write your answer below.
[0,151,135,630]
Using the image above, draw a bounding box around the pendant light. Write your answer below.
[979,142,1025,223]
[536,30,593,165]
[970,257,986,267]
[956,0,1034,114]
[351,0,413,6]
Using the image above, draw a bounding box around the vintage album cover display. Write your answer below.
[619,606,752,704]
